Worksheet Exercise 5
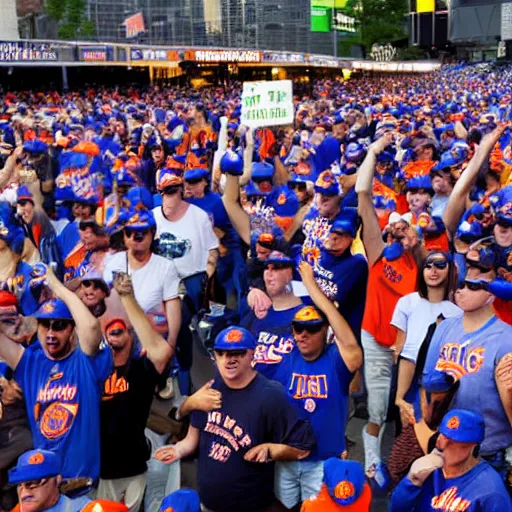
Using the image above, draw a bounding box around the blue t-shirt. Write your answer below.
[423,316,512,454]
[15,261,39,316]
[391,460,512,512]
[242,304,303,379]
[190,372,315,512]
[57,220,80,261]
[309,249,368,340]
[274,343,353,461]
[14,343,113,481]
[186,191,240,248]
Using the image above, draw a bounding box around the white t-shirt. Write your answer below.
[102,251,180,314]
[152,204,219,279]
[391,292,462,363]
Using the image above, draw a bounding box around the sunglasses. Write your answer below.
[424,260,449,270]
[81,279,102,290]
[252,177,272,184]
[185,178,203,185]
[288,182,307,192]
[38,319,73,331]
[124,228,150,240]
[292,322,325,334]
[18,478,49,490]
[107,328,125,336]
[214,349,248,358]
[457,280,489,292]
[161,186,182,195]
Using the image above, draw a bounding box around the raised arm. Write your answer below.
[222,173,251,245]
[0,147,22,190]
[0,331,25,370]
[355,134,393,266]
[240,128,255,186]
[443,123,508,234]
[298,262,362,373]
[273,154,290,187]
[46,265,102,356]
[115,273,172,374]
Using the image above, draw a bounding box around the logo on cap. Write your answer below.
[316,170,335,188]
[226,329,243,343]
[334,481,355,500]
[294,306,322,322]
[446,416,460,430]
[162,508,174,512]
[28,453,45,465]
[43,301,56,313]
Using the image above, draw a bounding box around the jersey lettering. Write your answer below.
[431,486,471,511]
[289,373,328,399]
[435,341,485,380]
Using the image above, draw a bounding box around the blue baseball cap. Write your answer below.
[273,188,300,218]
[330,208,359,238]
[324,458,368,506]
[264,251,294,267]
[214,326,256,351]
[17,185,34,204]
[160,489,200,512]
[9,450,61,485]
[251,162,274,180]
[422,369,457,393]
[156,168,184,191]
[315,170,340,196]
[439,409,485,444]
[22,140,48,155]
[34,299,73,321]
[124,207,156,231]
[184,168,209,181]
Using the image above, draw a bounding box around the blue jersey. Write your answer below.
[424,316,512,454]
[242,305,303,379]
[58,221,81,261]
[14,343,113,481]
[274,343,353,461]
[310,249,368,340]
[391,460,512,512]
[15,261,39,316]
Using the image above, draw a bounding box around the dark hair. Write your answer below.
[418,252,457,302]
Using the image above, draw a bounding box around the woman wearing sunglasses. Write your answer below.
[272,262,362,510]
[392,251,461,429]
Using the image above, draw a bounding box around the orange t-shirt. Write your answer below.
[494,298,512,326]
[300,484,372,512]
[361,252,418,346]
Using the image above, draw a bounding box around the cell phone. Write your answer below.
[112,270,126,281]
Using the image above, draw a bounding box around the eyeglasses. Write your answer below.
[161,186,182,196]
[124,228,149,240]
[292,322,325,334]
[38,319,73,331]
[457,280,489,292]
[185,178,203,185]
[214,349,248,358]
[18,478,49,490]
[424,260,449,270]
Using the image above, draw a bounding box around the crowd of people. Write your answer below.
[0,61,512,512]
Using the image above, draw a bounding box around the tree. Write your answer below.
[45,0,95,40]
[345,0,408,52]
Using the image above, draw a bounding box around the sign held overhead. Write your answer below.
[241,80,294,128]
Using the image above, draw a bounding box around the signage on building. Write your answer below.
[368,43,397,62]
[193,50,262,63]
[263,52,306,63]
[123,12,146,39]
[0,41,57,61]
[333,11,356,32]
[130,48,168,61]
[241,80,294,128]
[307,55,341,67]
[81,47,107,62]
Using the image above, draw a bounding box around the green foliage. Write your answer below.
[345,0,408,51]
[44,0,95,40]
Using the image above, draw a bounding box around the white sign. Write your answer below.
[241,80,294,128]
[502,3,512,41]
[369,43,397,62]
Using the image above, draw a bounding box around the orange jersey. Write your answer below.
[494,298,512,326]
[362,252,418,346]
[301,484,372,512]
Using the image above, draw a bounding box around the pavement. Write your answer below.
[169,330,394,511]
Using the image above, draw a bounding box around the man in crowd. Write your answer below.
[153,326,316,512]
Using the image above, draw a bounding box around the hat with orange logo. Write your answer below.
[9,449,61,484]
[214,326,256,351]
[324,458,371,507]
[439,409,485,444]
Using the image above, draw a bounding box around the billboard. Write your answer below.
[311,0,356,33]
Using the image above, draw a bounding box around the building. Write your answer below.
[1,0,19,40]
